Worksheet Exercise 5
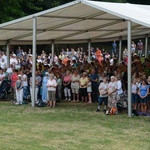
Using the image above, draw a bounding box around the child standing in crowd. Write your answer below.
[132,78,138,110]
[47,74,57,108]
[15,75,23,105]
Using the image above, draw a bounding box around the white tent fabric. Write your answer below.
[0,0,150,45]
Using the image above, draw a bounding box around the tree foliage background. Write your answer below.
[0,0,149,23]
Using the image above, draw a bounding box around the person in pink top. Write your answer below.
[63,70,72,101]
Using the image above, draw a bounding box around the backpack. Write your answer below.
[132,109,139,116]
[117,102,123,112]
[36,99,45,107]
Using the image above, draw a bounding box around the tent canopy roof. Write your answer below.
[0,0,150,45]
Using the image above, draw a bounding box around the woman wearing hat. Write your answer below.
[15,75,23,105]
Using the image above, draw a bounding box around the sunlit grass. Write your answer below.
[0,101,150,150]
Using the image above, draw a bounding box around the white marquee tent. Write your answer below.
[1,0,150,116]
[0,0,150,45]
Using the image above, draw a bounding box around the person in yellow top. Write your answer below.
[79,72,88,102]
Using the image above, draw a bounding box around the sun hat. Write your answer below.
[18,74,22,77]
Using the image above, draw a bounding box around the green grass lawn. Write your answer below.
[0,101,150,150]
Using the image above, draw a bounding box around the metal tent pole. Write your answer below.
[127,20,132,117]
[32,17,37,107]
[6,42,10,68]
[88,40,91,63]
[145,35,148,58]
[51,41,55,62]
[119,37,122,64]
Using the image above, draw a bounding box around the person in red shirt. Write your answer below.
[11,69,18,99]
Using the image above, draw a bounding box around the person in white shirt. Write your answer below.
[0,58,6,69]
[97,77,108,112]
[37,55,43,63]
[131,41,136,54]
[46,74,57,108]
[2,52,7,65]
[0,68,5,85]
[10,54,18,67]
[110,58,114,66]
[20,70,28,100]
[6,64,13,74]
[115,77,123,102]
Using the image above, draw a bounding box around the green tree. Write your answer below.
[0,0,44,23]
[0,0,149,24]
[126,0,150,4]
[0,0,23,23]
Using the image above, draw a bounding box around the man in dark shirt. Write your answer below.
[89,69,99,102]
[112,41,117,55]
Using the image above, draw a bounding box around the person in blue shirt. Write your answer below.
[112,40,117,55]
[89,69,99,102]
[138,79,149,116]
[147,76,150,112]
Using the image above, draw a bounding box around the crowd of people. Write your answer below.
[0,39,150,115]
